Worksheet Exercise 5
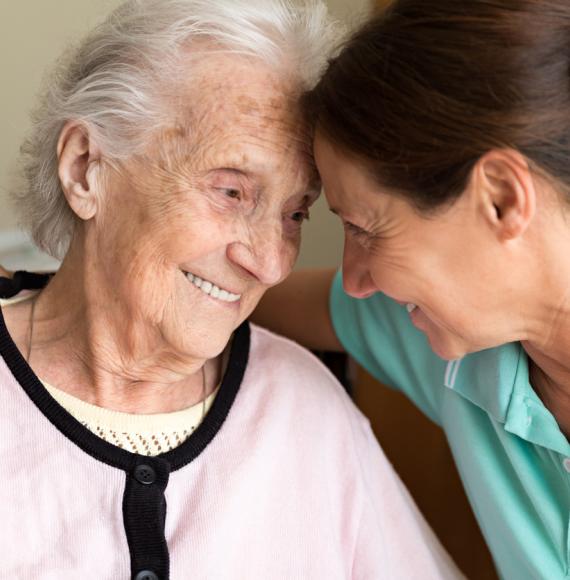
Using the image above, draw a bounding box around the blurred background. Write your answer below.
[0,2,499,578]
[0,0,373,271]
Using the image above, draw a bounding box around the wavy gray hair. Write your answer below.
[14,0,339,259]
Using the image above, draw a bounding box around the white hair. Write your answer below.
[14,0,340,259]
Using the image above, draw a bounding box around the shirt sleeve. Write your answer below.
[351,418,464,579]
[329,269,448,425]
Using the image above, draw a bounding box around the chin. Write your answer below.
[425,334,469,361]
[179,332,231,362]
[168,314,236,360]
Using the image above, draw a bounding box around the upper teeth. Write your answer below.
[186,273,241,303]
[406,303,417,313]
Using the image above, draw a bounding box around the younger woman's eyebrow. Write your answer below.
[329,207,344,218]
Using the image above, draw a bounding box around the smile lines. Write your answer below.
[185,272,242,303]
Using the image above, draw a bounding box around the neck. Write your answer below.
[521,288,570,439]
[24,247,221,414]
[524,344,570,440]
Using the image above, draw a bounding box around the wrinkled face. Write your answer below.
[315,133,518,361]
[92,54,318,360]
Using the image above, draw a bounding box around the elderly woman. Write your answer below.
[0,1,464,579]
[254,0,570,579]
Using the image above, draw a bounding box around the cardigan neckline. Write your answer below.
[0,272,250,472]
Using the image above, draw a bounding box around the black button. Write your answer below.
[134,464,156,485]
[134,571,159,580]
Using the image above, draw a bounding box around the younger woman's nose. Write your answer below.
[342,248,377,299]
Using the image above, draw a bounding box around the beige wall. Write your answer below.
[0,0,120,231]
[0,0,371,269]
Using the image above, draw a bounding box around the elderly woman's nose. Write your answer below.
[227,230,288,286]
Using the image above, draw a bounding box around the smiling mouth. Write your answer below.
[406,303,418,314]
[185,272,242,303]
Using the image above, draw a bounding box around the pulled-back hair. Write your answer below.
[15,0,339,259]
[305,0,570,211]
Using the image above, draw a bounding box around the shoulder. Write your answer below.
[250,323,336,365]
[249,323,349,391]
[247,322,370,427]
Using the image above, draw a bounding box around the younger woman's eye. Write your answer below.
[344,221,365,236]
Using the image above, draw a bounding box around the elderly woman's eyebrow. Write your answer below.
[212,166,321,198]
[215,167,250,177]
[207,167,260,189]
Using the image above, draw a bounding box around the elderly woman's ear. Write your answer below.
[57,121,102,221]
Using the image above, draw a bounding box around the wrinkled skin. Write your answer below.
[315,132,570,437]
[4,53,319,413]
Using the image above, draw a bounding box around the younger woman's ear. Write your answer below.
[57,121,102,221]
[472,149,537,241]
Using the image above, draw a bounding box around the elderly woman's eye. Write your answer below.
[291,210,310,223]
[221,188,241,200]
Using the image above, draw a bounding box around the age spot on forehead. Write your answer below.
[235,89,302,125]
[235,95,262,116]
[162,124,188,140]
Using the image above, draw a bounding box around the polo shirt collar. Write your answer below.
[444,343,570,456]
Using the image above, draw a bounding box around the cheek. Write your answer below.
[151,198,236,263]
[279,235,300,281]
[365,247,419,294]
[415,284,489,353]
[372,233,462,296]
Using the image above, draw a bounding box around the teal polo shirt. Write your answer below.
[330,271,570,580]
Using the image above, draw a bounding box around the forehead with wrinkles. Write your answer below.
[154,52,318,188]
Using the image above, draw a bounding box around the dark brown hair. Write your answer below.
[305,0,570,210]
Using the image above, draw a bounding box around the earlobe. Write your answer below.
[475,150,536,242]
[57,122,101,221]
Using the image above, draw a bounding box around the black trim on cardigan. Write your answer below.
[0,278,250,580]
[0,299,250,472]
[123,457,171,580]
[0,271,52,299]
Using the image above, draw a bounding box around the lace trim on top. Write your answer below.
[1,292,220,456]
[43,381,219,456]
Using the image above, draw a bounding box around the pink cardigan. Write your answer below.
[0,308,461,579]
